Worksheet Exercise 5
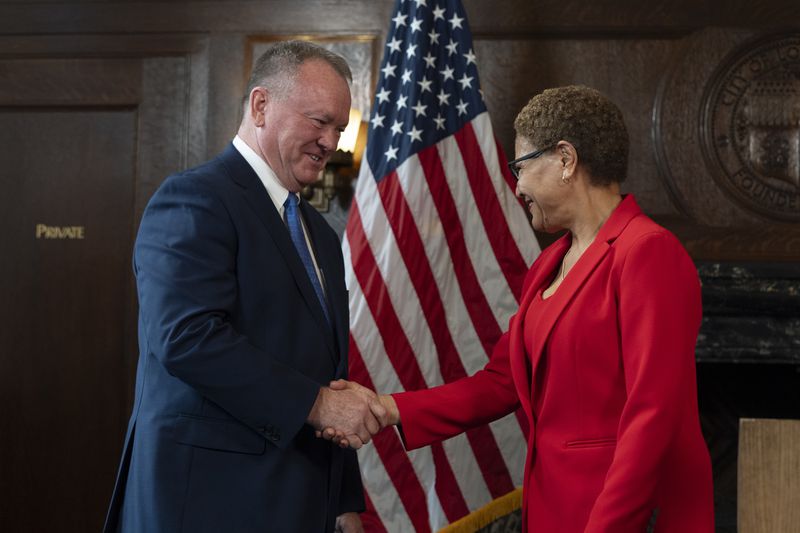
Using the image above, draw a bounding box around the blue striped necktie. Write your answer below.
[283,193,330,326]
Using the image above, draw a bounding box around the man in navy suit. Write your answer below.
[103,41,383,533]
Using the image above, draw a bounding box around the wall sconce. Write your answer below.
[301,108,367,212]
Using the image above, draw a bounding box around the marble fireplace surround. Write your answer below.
[696,261,800,533]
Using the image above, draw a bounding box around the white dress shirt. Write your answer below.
[232,136,325,294]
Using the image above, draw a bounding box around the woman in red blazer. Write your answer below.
[330,85,715,532]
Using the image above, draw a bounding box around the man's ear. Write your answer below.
[249,87,269,127]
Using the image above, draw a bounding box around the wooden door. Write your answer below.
[0,38,208,532]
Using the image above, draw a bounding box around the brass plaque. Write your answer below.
[35,224,85,239]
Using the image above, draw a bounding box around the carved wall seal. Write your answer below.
[701,34,800,222]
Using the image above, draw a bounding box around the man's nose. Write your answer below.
[319,129,339,152]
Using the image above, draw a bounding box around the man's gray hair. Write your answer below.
[243,40,352,103]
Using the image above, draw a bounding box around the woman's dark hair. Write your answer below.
[514,85,629,185]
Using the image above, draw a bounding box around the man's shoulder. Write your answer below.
[159,147,240,194]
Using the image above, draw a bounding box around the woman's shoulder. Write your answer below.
[612,214,698,286]
[615,213,684,253]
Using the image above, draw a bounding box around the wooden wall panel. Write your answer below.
[475,37,680,216]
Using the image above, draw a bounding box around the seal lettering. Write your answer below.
[702,33,800,221]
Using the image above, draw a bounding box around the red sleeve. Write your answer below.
[392,331,520,450]
[584,232,702,532]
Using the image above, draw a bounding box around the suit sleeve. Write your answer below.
[584,232,702,532]
[338,449,366,514]
[135,175,320,449]
[392,308,522,450]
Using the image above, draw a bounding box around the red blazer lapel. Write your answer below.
[525,239,611,387]
[508,236,570,422]
[515,195,644,412]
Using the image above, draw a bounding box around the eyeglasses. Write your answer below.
[507,144,555,179]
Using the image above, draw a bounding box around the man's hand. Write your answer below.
[335,512,364,533]
[306,381,387,449]
[317,380,400,448]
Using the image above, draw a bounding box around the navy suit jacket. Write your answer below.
[104,144,364,533]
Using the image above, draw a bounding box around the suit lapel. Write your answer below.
[508,237,569,422]
[219,145,338,363]
[526,238,611,381]
[300,200,348,367]
[521,195,643,405]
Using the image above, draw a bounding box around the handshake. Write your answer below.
[307,380,399,449]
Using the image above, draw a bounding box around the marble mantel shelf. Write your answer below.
[696,262,800,364]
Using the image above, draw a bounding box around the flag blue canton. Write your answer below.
[366,0,487,182]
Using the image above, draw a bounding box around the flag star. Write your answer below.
[401,69,413,85]
[385,145,399,161]
[432,6,446,20]
[433,113,446,130]
[390,119,403,136]
[413,0,427,7]
[392,12,408,27]
[387,37,402,54]
[423,52,437,69]
[407,125,423,143]
[410,18,424,33]
[463,49,477,66]
[440,65,455,81]
[456,99,469,115]
[436,88,450,106]
[417,76,433,94]
[412,101,427,117]
[376,87,391,104]
[449,13,464,29]
[458,73,474,90]
[397,94,408,109]
[428,29,440,45]
[406,43,418,58]
[370,113,385,129]
[446,39,459,56]
[381,62,397,78]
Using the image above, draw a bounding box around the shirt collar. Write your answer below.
[232,135,289,214]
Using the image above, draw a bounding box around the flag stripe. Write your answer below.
[345,1,538,529]
[376,162,515,499]
[393,154,491,376]
[416,145,502,355]
[435,135,517,338]
[477,113,539,268]
[346,202,471,521]
[349,337,430,533]
[353,168,444,386]
[377,159,524,509]
[454,122,528,301]
[361,488,390,533]
[346,273,450,530]
[495,135,518,192]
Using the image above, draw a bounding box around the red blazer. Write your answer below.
[393,195,714,532]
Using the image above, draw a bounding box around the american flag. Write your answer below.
[342,0,539,530]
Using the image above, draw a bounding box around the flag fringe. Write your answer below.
[437,487,523,533]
